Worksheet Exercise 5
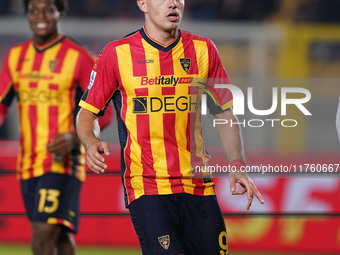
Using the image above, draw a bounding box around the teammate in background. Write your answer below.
[0,0,113,254]
[77,0,264,254]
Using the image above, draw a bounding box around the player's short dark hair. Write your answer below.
[23,0,68,14]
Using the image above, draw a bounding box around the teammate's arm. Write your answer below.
[213,108,264,210]
[46,104,113,157]
[46,132,79,157]
[76,108,110,174]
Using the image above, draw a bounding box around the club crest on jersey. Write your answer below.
[49,60,59,72]
[158,235,170,250]
[180,58,191,73]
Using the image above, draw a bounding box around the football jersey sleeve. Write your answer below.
[0,51,15,106]
[79,44,118,116]
[0,51,14,126]
[206,40,233,114]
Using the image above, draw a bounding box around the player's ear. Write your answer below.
[58,11,64,21]
[137,0,147,13]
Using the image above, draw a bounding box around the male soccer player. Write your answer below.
[0,0,112,254]
[77,0,264,254]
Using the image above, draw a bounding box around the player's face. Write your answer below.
[27,0,62,43]
[140,0,185,32]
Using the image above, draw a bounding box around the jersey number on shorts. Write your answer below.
[38,189,60,213]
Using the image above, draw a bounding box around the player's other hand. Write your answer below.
[229,171,264,210]
[85,142,110,174]
[46,132,78,156]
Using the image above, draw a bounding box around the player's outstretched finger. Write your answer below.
[229,177,236,193]
[87,157,106,174]
[86,157,101,174]
[231,187,247,195]
[86,152,107,173]
[101,142,111,156]
[246,194,254,210]
[88,149,105,164]
[244,181,254,210]
[250,180,265,204]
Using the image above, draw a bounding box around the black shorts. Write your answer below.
[20,172,82,233]
[128,194,228,255]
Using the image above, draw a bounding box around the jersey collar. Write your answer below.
[33,33,65,52]
[139,26,181,52]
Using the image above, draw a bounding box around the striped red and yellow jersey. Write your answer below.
[0,34,95,181]
[80,27,233,205]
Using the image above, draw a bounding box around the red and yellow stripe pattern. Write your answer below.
[80,28,233,204]
[0,34,94,181]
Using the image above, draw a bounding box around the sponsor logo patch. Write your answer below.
[88,70,97,90]
[133,97,147,113]
[137,59,154,64]
[140,76,191,86]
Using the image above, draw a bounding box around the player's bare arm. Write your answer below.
[213,108,264,210]
[76,108,110,174]
[47,103,113,157]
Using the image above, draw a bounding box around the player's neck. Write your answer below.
[33,31,61,46]
[144,24,178,46]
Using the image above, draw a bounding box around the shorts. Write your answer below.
[21,172,82,233]
[128,193,228,255]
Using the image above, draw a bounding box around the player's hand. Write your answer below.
[46,132,78,156]
[229,171,264,210]
[85,142,110,174]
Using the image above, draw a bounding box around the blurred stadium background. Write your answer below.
[1,0,340,254]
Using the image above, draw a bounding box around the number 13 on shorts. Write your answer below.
[38,189,60,213]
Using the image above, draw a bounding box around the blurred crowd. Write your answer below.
[1,0,340,23]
